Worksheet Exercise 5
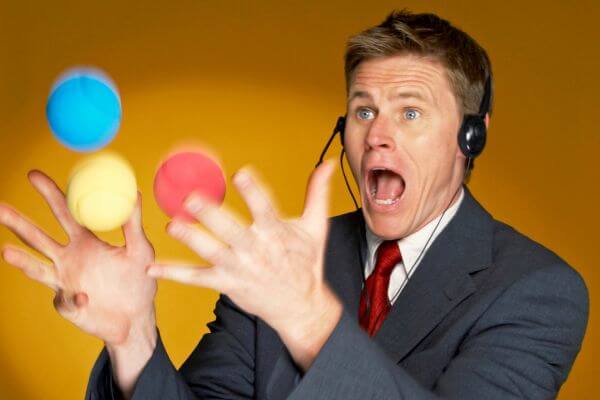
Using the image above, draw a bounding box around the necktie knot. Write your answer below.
[373,240,401,277]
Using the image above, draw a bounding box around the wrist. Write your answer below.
[107,307,157,350]
[274,284,343,371]
[106,309,157,398]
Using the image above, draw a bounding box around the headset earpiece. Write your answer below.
[457,74,491,160]
[458,114,487,158]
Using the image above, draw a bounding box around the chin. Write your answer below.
[363,209,411,240]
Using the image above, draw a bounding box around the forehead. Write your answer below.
[348,54,454,103]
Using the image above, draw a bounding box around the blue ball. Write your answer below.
[46,69,122,152]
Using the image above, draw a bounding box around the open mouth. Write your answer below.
[367,167,406,206]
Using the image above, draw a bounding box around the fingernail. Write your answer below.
[234,170,250,187]
[167,221,182,236]
[185,195,204,213]
[1,246,15,263]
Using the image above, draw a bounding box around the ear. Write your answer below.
[484,112,490,129]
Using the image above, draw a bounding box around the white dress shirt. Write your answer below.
[364,188,465,304]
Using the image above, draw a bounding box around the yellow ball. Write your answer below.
[67,152,137,232]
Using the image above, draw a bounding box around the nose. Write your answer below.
[365,115,395,152]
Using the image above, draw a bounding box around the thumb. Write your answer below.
[302,159,336,233]
[123,191,149,250]
[53,290,87,323]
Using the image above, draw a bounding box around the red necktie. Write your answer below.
[359,240,402,336]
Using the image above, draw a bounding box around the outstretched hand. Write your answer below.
[0,170,157,346]
[148,160,342,370]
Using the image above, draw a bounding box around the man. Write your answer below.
[0,10,588,399]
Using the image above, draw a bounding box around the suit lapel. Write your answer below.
[323,210,366,315]
[374,188,494,362]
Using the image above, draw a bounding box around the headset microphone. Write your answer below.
[315,115,346,167]
[316,115,358,209]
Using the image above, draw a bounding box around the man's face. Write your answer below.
[344,54,466,239]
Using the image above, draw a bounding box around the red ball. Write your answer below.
[153,151,226,221]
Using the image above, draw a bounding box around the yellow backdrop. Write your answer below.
[0,0,597,398]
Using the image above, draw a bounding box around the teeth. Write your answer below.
[375,197,399,205]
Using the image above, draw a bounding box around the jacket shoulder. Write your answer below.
[490,219,588,297]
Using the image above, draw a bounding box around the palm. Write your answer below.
[0,170,156,345]
[147,160,336,326]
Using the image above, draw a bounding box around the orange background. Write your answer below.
[0,0,597,398]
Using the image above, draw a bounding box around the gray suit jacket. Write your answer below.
[86,188,589,399]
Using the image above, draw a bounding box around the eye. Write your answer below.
[404,109,420,120]
[356,108,375,121]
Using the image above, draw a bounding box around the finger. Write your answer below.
[183,194,246,248]
[302,159,336,228]
[147,263,223,291]
[167,219,231,265]
[53,290,86,322]
[233,168,279,226]
[123,191,148,252]
[0,203,62,259]
[1,244,59,290]
[28,170,83,237]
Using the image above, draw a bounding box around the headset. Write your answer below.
[315,73,492,333]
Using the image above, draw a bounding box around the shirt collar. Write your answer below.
[365,187,465,276]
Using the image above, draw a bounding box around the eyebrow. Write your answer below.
[347,90,429,104]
